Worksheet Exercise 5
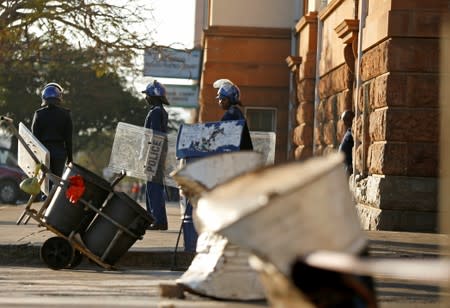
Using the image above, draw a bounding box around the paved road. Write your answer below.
[0,265,266,308]
[0,263,443,308]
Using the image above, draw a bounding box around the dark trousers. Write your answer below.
[145,182,167,226]
[50,156,67,177]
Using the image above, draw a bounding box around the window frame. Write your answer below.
[244,107,277,132]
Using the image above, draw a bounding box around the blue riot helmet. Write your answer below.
[142,80,166,96]
[141,80,170,105]
[41,85,62,101]
[44,82,63,92]
[213,79,240,104]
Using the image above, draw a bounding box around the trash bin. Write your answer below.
[82,192,154,265]
[44,162,112,236]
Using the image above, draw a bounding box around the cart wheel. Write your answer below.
[67,251,83,269]
[40,237,74,270]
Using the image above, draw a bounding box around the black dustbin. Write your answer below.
[82,192,154,265]
[44,162,112,236]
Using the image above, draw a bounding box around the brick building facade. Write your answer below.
[197,0,298,163]
[197,0,447,232]
[199,26,292,162]
[291,0,445,232]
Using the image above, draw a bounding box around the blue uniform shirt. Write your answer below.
[221,105,245,121]
[144,105,168,133]
[339,128,354,175]
[221,105,253,150]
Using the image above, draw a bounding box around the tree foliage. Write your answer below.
[0,37,148,157]
[0,1,187,173]
[0,0,157,71]
[0,0,159,135]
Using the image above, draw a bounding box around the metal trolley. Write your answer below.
[1,116,153,270]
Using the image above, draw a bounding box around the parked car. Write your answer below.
[0,147,28,204]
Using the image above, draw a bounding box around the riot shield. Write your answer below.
[176,120,246,159]
[108,122,177,186]
[249,131,276,165]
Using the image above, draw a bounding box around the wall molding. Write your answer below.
[318,0,345,21]
[205,26,291,39]
[286,56,302,73]
[295,11,318,33]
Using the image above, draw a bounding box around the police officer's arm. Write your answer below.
[31,112,41,139]
[64,112,73,163]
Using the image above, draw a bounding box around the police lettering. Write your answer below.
[145,139,163,174]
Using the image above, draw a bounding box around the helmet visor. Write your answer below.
[216,93,227,100]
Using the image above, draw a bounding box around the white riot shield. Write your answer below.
[176,121,276,166]
[108,122,177,186]
[176,120,246,159]
[164,133,178,187]
[249,131,276,165]
[17,123,50,195]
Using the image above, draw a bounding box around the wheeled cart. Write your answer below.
[21,164,152,270]
[1,116,153,270]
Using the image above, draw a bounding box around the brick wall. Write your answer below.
[352,0,444,232]
[199,26,291,162]
[292,12,317,160]
[292,0,445,232]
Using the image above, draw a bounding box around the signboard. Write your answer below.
[176,120,246,159]
[143,47,202,80]
[165,84,198,108]
[17,123,50,195]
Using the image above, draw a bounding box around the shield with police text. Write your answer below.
[108,122,172,185]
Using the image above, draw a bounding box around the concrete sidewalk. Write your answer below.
[0,201,195,270]
[0,201,448,270]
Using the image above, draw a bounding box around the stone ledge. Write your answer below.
[351,175,437,211]
[356,204,437,233]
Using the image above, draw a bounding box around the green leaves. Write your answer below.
[0,1,183,174]
[0,38,147,173]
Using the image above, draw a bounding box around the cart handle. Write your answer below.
[0,115,13,123]
[0,116,49,174]
[110,170,126,188]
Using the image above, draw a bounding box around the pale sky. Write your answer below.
[149,0,196,49]
[135,0,198,120]
[146,0,197,86]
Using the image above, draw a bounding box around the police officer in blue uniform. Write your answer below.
[31,83,73,177]
[141,80,169,230]
[338,110,355,177]
[214,79,253,150]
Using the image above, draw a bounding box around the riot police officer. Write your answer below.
[214,79,253,150]
[31,83,73,177]
[338,110,355,176]
[141,80,169,230]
